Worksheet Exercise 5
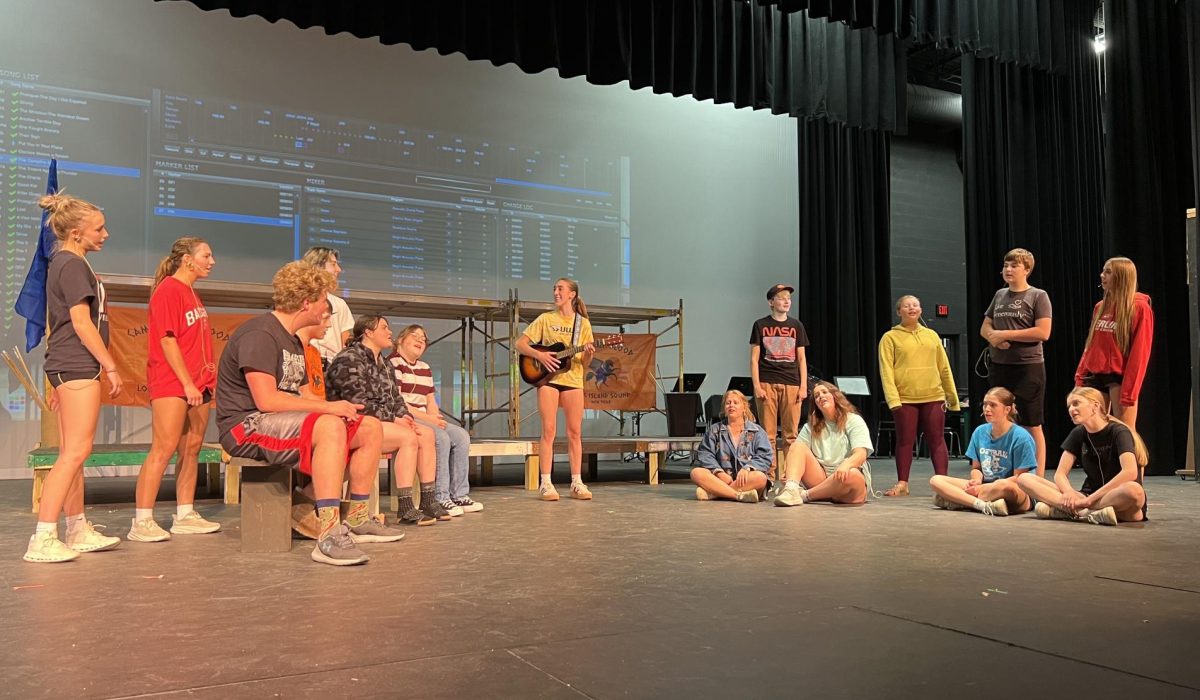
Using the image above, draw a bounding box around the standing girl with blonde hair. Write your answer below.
[129,237,221,542]
[878,295,961,497]
[1017,387,1148,525]
[516,278,595,501]
[1074,257,1154,430]
[23,193,123,562]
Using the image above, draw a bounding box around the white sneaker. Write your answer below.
[774,484,806,507]
[170,510,221,535]
[539,482,560,501]
[453,496,484,513]
[65,521,121,553]
[439,500,465,517]
[1085,506,1118,526]
[980,498,1009,517]
[23,531,80,563]
[1034,502,1076,521]
[128,517,172,542]
[695,486,713,501]
[570,482,593,500]
[735,489,760,504]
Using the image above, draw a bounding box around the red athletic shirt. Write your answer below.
[147,276,216,399]
[1074,292,1154,407]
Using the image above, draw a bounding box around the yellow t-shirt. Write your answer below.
[522,311,594,389]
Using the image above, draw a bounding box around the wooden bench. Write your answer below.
[27,443,225,513]
[382,439,534,512]
[522,436,704,490]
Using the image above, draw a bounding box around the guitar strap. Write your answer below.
[571,313,582,348]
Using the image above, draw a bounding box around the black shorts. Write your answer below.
[1081,372,1123,391]
[987,362,1045,427]
[46,370,101,387]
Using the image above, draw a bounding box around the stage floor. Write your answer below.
[1,458,1198,699]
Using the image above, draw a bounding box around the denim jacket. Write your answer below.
[697,419,773,476]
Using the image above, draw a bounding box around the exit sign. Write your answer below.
[935,304,950,317]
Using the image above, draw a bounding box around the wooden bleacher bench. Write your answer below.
[26,443,225,513]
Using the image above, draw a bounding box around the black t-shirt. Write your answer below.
[44,251,109,374]
[1061,422,1139,494]
[216,313,308,437]
[749,316,810,386]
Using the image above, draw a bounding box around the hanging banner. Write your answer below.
[102,305,255,407]
[584,332,656,410]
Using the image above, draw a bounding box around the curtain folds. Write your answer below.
[796,118,892,433]
[1103,0,1195,475]
[167,0,905,130]
[961,0,1104,467]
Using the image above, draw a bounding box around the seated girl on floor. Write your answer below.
[774,381,874,507]
[1016,386,1147,526]
[690,390,772,503]
[929,387,1035,517]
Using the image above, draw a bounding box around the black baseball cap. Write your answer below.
[767,284,794,300]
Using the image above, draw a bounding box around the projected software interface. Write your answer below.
[2,72,631,316]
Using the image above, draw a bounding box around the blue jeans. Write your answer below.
[434,422,471,502]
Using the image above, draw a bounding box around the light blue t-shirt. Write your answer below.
[966,423,1036,482]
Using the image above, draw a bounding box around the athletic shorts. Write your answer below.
[1081,372,1123,391]
[221,411,361,476]
[154,389,213,404]
[46,370,101,387]
[987,362,1046,426]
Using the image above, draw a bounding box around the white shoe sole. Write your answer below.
[128,531,171,542]
[23,551,80,563]
[169,524,221,535]
[310,546,369,566]
[68,538,121,553]
[348,533,405,544]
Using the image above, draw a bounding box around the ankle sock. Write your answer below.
[176,503,194,519]
[135,508,154,522]
[396,487,414,515]
[540,473,552,487]
[35,521,57,537]
[571,474,583,486]
[785,480,800,490]
[419,482,436,510]
[65,513,87,536]
[315,500,340,540]
[346,493,370,527]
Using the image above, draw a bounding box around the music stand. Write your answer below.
[833,376,871,395]
[726,376,755,398]
[672,373,706,393]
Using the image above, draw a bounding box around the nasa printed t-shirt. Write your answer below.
[749,316,810,386]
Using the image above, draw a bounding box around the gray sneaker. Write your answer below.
[980,498,1009,517]
[310,523,369,566]
[1034,502,1077,521]
[348,518,406,543]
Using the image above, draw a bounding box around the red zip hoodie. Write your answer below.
[1074,292,1154,406]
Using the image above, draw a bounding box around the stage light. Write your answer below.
[1093,33,1106,54]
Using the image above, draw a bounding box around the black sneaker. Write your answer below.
[422,499,453,522]
[398,507,435,526]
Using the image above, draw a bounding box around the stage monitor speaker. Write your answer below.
[665,392,702,437]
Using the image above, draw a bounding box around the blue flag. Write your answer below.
[13,159,59,352]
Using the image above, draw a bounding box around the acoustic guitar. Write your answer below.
[519,335,624,387]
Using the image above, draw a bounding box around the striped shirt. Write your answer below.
[389,353,435,410]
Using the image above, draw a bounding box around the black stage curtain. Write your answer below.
[760,0,1069,72]
[1190,0,1200,216]
[961,0,1104,465]
[1103,0,1196,475]
[168,0,905,130]
[796,118,892,432]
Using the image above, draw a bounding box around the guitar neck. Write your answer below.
[554,339,611,360]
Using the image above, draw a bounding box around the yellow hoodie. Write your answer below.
[878,324,960,410]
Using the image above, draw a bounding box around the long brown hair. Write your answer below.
[809,381,859,438]
[1068,387,1149,467]
[37,192,100,251]
[153,236,208,291]
[982,386,1021,426]
[1084,257,1138,355]
[558,278,589,318]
